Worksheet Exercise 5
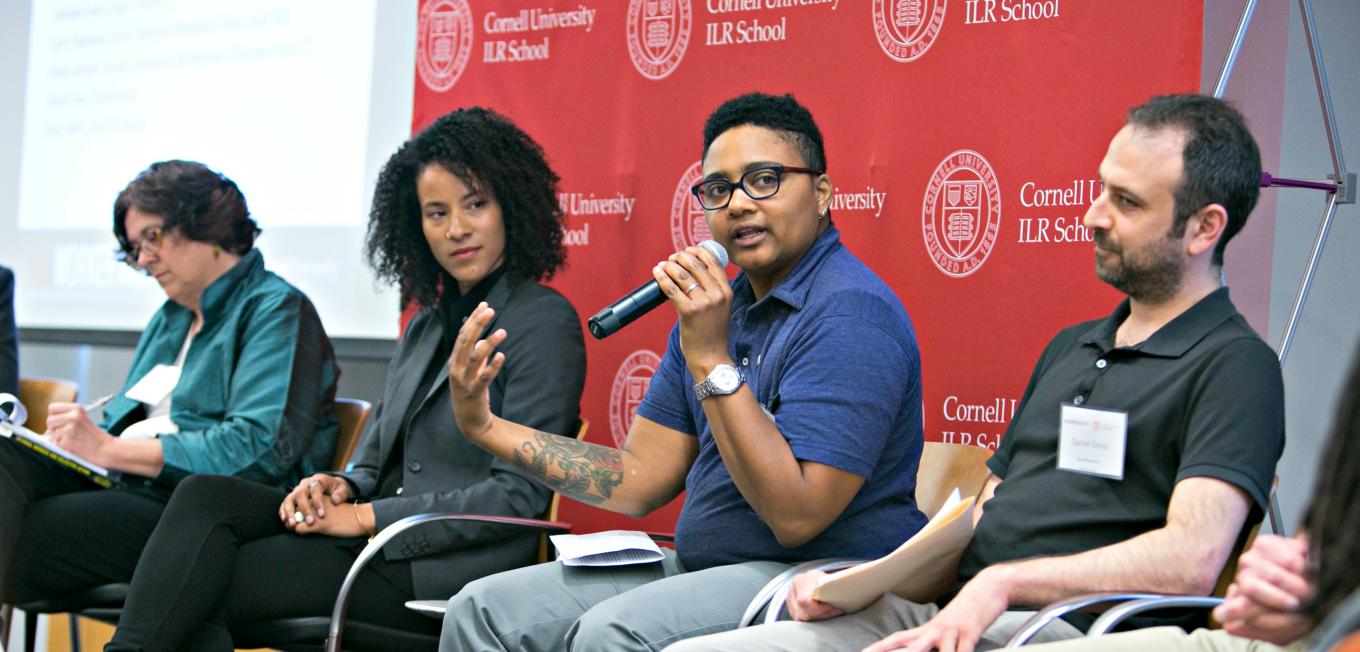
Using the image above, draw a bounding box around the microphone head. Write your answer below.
[698,239,730,268]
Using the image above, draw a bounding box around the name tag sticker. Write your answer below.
[1057,403,1127,480]
[125,364,181,406]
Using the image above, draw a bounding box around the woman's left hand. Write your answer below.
[447,302,506,444]
[45,402,116,466]
[651,245,733,378]
[294,501,376,538]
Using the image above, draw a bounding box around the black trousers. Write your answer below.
[105,474,438,652]
[0,441,170,605]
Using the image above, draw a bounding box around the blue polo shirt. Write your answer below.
[637,224,926,571]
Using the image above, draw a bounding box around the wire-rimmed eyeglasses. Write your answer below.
[115,226,166,269]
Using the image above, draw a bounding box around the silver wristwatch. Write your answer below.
[694,364,743,401]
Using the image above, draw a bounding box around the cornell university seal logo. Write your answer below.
[922,150,1002,278]
[610,350,663,448]
[626,0,692,80]
[417,0,473,92]
[670,161,712,253]
[873,0,947,63]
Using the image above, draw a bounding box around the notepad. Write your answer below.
[812,489,977,612]
[0,392,115,488]
[550,530,665,567]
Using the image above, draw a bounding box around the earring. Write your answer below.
[212,245,221,258]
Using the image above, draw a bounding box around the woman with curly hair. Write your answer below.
[106,108,586,651]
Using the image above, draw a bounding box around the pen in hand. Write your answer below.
[83,394,117,414]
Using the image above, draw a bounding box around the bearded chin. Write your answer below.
[1096,243,1185,304]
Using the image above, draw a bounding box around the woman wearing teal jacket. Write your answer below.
[0,160,338,607]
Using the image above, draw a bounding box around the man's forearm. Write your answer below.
[989,477,1250,607]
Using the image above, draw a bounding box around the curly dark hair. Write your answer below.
[113,160,260,256]
[365,107,567,308]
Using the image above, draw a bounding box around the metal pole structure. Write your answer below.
[1276,0,1353,370]
[1277,192,1341,367]
[1212,0,1259,98]
[1298,0,1346,179]
[1256,0,1354,537]
[1214,0,1352,536]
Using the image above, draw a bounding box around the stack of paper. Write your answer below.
[550,530,665,567]
[813,489,977,612]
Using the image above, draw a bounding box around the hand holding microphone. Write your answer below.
[651,242,738,378]
[587,240,729,339]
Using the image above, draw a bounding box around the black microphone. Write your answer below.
[587,240,729,340]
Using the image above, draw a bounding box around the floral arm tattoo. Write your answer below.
[511,430,625,505]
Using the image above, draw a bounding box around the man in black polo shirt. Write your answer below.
[669,94,1286,652]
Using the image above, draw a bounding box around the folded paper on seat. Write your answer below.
[550,529,665,567]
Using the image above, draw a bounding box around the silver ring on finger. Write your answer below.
[684,282,700,294]
[308,479,319,488]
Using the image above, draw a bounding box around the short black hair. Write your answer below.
[365,107,567,309]
[1127,94,1261,266]
[113,160,259,256]
[702,92,827,172]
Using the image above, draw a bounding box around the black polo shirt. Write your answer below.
[954,287,1284,629]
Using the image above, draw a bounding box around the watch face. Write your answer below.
[712,365,741,392]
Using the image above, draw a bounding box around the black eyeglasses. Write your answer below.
[115,227,166,269]
[690,164,823,210]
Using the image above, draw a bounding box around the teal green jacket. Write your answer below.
[101,249,339,488]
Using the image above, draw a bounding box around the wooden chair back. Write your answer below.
[1335,633,1360,652]
[330,398,373,471]
[915,441,994,518]
[17,377,80,434]
[537,419,588,563]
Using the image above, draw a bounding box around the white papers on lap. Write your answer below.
[813,489,977,612]
[550,530,665,567]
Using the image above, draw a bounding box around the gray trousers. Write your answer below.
[1020,627,1298,652]
[664,593,1084,651]
[439,549,788,651]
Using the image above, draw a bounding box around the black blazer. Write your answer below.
[0,266,17,397]
[338,273,586,598]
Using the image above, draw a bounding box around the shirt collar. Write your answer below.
[1080,286,1239,357]
[438,266,507,334]
[735,223,842,311]
[167,248,263,323]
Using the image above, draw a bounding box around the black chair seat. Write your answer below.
[15,583,128,614]
[12,583,128,652]
[233,617,438,652]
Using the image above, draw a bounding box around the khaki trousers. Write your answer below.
[665,593,1083,651]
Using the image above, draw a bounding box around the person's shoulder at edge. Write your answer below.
[503,276,582,320]
[802,244,909,320]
